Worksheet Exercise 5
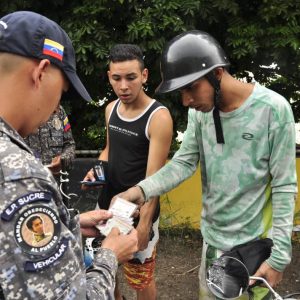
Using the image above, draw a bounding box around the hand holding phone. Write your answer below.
[80,180,106,186]
[81,161,107,188]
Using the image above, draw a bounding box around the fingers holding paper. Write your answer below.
[102,227,139,263]
[80,209,113,237]
[83,198,139,263]
[112,186,146,207]
[97,197,139,236]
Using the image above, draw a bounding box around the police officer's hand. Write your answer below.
[102,228,138,263]
[79,210,112,237]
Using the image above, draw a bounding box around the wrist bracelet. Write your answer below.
[135,185,147,203]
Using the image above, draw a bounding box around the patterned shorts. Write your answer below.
[122,219,159,290]
[123,247,157,290]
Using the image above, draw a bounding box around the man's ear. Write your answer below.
[31,59,51,89]
[214,67,224,81]
[142,68,148,84]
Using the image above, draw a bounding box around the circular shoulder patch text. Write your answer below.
[14,205,61,255]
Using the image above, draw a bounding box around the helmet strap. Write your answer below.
[206,72,225,144]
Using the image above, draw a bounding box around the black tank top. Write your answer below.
[100,99,166,223]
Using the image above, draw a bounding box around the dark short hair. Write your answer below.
[26,215,43,231]
[109,44,144,70]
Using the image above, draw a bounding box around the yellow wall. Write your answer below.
[160,160,300,229]
[160,165,202,229]
[295,159,300,225]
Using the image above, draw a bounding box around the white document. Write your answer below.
[96,197,138,236]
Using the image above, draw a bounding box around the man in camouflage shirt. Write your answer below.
[117,31,297,300]
[25,105,76,174]
[0,11,138,299]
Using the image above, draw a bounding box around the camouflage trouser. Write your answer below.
[199,241,272,300]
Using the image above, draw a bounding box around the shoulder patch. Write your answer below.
[63,116,71,132]
[14,205,61,255]
[24,237,69,272]
[1,191,52,221]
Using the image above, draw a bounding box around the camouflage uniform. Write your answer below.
[0,117,117,299]
[24,105,75,171]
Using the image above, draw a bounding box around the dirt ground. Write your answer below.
[118,230,300,300]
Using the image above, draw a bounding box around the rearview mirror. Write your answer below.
[206,256,250,299]
[206,256,283,300]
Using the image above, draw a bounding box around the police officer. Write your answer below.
[115,30,297,300]
[0,11,138,299]
[25,105,76,174]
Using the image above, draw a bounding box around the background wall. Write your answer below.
[160,163,300,230]
[68,157,300,233]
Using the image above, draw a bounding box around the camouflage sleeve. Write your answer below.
[0,121,120,299]
[59,106,76,171]
[267,119,297,271]
[266,192,295,272]
[86,248,118,299]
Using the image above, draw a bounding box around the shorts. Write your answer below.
[123,219,159,290]
[199,241,272,300]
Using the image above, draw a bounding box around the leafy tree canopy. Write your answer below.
[1,0,300,152]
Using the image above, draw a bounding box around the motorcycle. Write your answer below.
[206,256,300,300]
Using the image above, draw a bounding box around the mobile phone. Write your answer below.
[80,180,106,186]
[93,164,105,181]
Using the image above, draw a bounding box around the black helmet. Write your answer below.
[156,30,230,94]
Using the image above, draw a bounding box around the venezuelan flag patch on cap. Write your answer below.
[43,38,64,61]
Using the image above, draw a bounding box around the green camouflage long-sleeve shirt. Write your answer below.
[139,83,297,272]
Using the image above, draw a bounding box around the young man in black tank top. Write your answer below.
[83,44,173,300]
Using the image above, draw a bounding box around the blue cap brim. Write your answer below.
[64,70,92,102]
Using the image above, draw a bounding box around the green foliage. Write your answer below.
[1,0,300,150]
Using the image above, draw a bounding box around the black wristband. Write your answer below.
[135,185,147,203]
